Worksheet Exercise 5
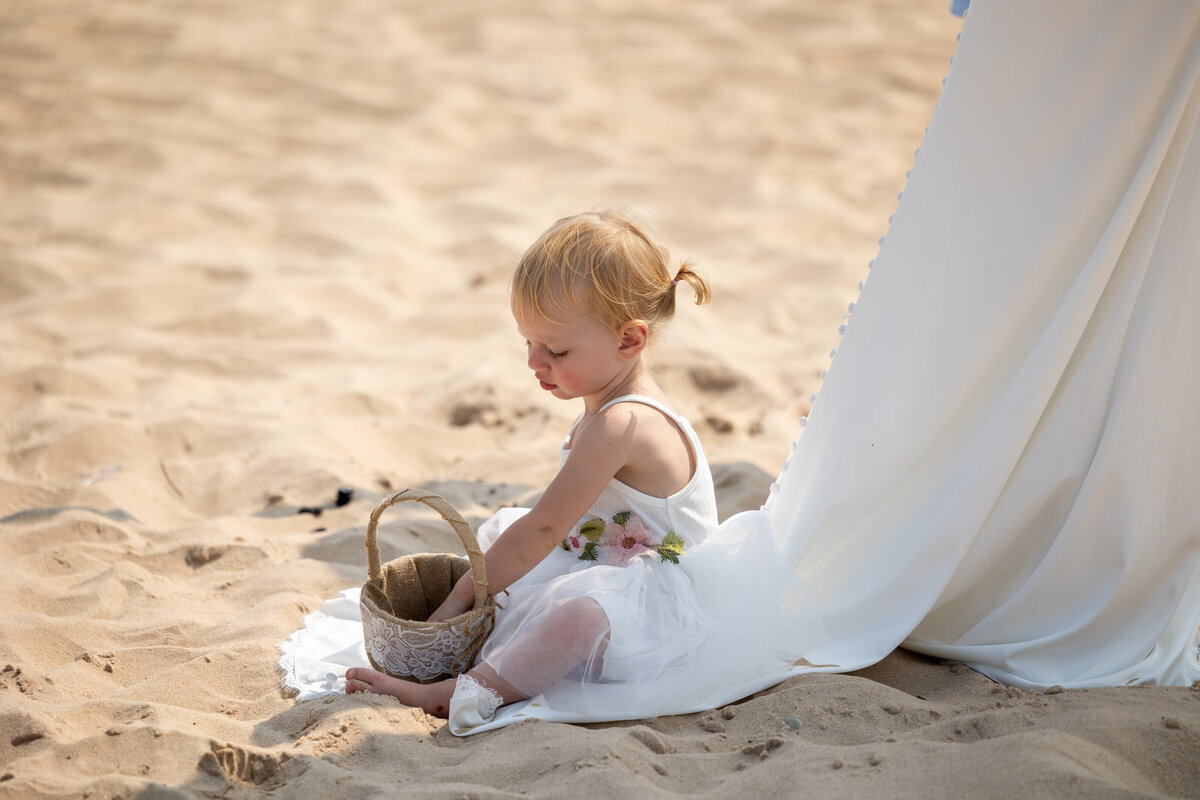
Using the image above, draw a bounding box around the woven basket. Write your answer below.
[359,488,496,684]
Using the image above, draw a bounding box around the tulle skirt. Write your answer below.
[276,507,828,735]
[460,506,828,731]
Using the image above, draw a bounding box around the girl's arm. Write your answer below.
[428,405,645,621]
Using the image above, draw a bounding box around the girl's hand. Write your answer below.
[427,572,476,622]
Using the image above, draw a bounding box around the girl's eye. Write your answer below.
[524,340,566,359]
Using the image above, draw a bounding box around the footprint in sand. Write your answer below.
[689,365,742,393]
[628,727,670,755]
[449,400,502,428]
[198,742,292,786]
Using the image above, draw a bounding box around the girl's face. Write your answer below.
[516,305,635,404]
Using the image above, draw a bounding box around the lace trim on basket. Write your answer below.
[361,601,482,682]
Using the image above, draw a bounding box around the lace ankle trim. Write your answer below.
[449,674,502,734]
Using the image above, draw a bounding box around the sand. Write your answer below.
[1,0,1198,797]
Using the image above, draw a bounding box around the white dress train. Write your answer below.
[768,0,1200,687]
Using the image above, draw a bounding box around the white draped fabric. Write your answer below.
[769,0,1200,688]
[279,0,1200,731]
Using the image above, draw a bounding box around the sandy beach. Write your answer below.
[2,0,1198,797]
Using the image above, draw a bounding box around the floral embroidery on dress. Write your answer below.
[560,511,685,565]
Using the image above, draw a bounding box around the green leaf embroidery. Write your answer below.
[612,510,632,527]
[579,517,607,543]
[657,531,685,564]
[579,541,599,561]
[559,539,571,551]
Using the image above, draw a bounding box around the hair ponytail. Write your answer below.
[673,260,711,306]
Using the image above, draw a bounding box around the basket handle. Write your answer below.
[365,488,491,610]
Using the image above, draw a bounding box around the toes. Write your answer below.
[345,667,377,686]
[345,669,376,693]
[346,669,389,694]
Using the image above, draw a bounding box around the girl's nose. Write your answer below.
[527,346,545,371]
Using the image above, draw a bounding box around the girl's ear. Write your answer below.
[617,321,649,360]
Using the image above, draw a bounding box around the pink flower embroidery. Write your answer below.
[605,514,654,566]
[562,511,683,565]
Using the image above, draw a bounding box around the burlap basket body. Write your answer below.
[359,488,496,684]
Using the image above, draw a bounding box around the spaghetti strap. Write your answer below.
[595,394,696,438]
[592,395,704,475]
[596,394,677,418]
[562,397,680,452]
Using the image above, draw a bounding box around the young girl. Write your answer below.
[345,209,822,733]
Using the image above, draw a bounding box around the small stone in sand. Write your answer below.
[185,546,225,567]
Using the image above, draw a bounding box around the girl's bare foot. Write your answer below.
[344,667,412,697]
[344,668,454,717]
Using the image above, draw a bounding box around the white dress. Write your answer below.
[278,396,827,735]
[449,395,827,732]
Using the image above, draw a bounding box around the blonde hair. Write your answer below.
[511,209,711,333]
